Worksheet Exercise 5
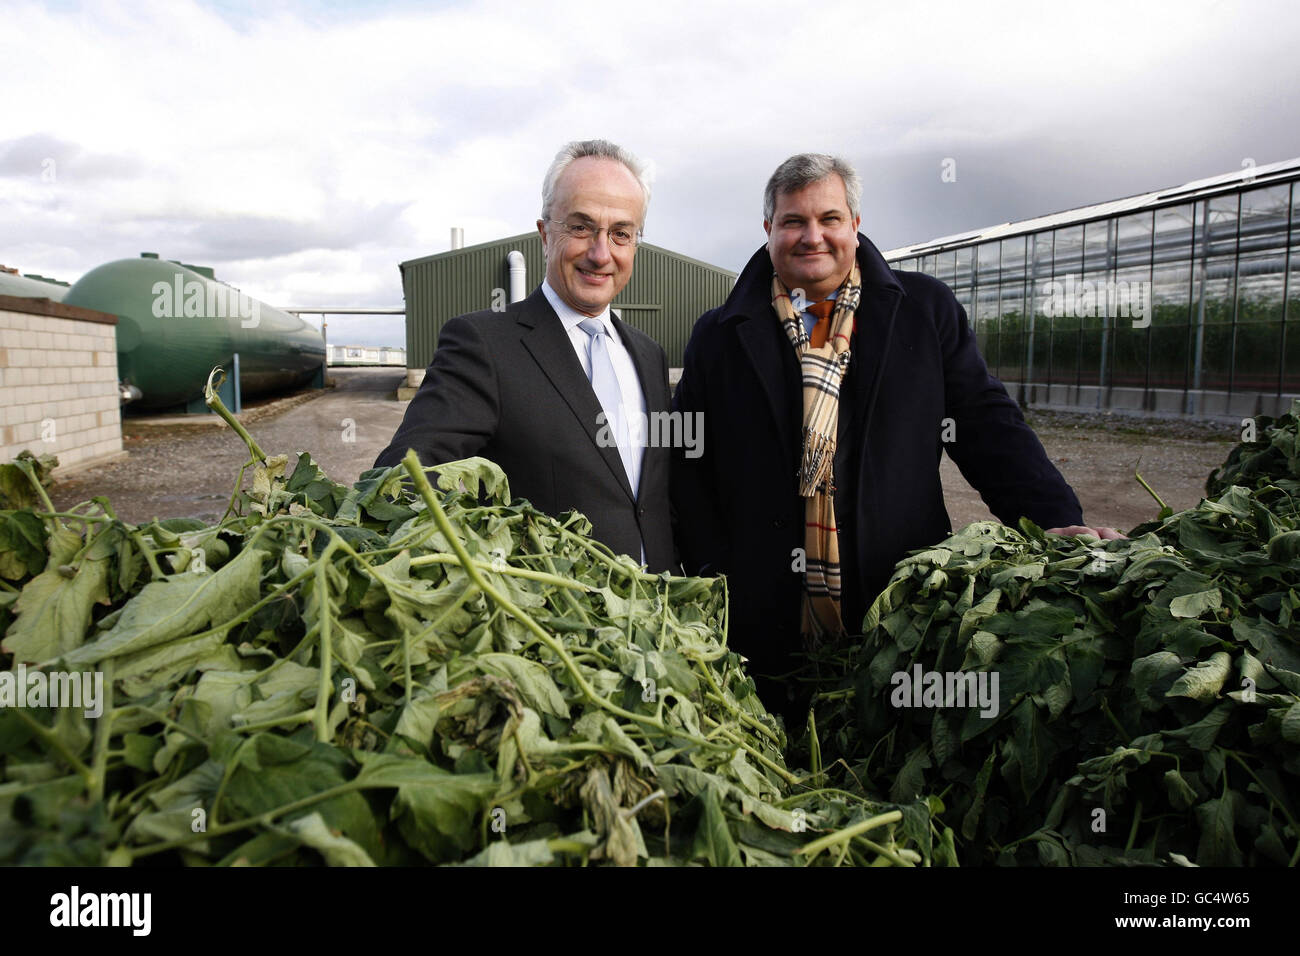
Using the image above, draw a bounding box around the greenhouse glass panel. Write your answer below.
[1232,320,1282,393]
[937,251,956,284]
[1287,247,1300,390]
[1112,263,1153,388]
[1054,225,1084,276]
[999,280,1027,382]
[1197,262,1237,325]
[976,284,1000,359]
[954,247,973,288]
[1084,220,1111,273]
[1115,211,1153,270]
[1203,194,1240,258]
[1236,253,1287,324]
[976,242,1000,285]
[1078,327,1103,387]
[1000,236,1027,285]
[1198,320,1234,390]
[1154,204,1195,264]
[1150,323,1190,391]
[1237,184,1290,255]
[1152,260,1193,332]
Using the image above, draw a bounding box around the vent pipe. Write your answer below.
[450,227,464,250]
[507,250,526,303]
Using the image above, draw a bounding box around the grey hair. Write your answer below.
[541,139,651,223]
[763,153,862,223]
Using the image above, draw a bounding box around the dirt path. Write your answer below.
[940,410,1237,533]
[49,375,1239,535]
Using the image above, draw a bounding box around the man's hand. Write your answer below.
[1046,524,1127,540]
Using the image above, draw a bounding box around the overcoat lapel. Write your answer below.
[735,311,798,454]
[840,282,902,448]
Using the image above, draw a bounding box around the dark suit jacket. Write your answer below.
[671,235,1083,687]
[374,287,676,572]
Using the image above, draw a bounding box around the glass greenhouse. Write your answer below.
[884,158,1300,417]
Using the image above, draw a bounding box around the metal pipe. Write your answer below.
[507,250,526,304]
[280,308,404,314]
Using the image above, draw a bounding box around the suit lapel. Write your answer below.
[517,290,635,502]
[611,315,665,498]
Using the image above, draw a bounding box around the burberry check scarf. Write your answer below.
[771,262,862,646]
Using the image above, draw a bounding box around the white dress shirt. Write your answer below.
[541,280,648,499]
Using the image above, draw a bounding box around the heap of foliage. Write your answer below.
[0,374,940,867]
[800,400,1300,866]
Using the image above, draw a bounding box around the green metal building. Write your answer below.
[400,232,735,371]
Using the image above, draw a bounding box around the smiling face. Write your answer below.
[764,173,861,302]
[537,156,645,317]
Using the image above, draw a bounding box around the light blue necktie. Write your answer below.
[578,318,637,495]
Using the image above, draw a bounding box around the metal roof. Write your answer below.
[400,232,735,369]
[399,232,736,277]
[883,156,1300,260]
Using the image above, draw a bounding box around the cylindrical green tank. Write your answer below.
[63,256,325,411]
[0,271,69,301]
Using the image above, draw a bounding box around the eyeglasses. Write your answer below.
[546,219,641,247]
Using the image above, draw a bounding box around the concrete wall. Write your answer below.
[0,295,125,474]
[1002,379,1299,422]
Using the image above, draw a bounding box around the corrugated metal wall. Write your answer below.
[401,232,734,368]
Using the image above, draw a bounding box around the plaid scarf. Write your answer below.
[771,263,861,647]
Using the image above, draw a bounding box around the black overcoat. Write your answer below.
[671,235,1084,692]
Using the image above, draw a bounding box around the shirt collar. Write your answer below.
[542,279,614,335]
[793,287,839,315]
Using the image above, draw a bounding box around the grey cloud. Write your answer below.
[0,133,145,181]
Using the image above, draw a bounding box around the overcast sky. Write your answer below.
[3,0,1299,347]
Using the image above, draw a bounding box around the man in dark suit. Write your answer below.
[374,140,675,572]
[671,153,1118,717]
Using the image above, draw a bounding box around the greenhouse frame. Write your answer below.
[884,158,1300,418]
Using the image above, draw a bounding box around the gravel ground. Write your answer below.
[49,367,408,524]
[942,408,1237,532]
[48,369,1238,535]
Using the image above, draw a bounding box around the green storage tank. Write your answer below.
[0,270,70,301]
[63,255,325,411]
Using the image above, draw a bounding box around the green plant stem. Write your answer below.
[89,660,115,803]
[703,717,798,787]
[1222,749,1300,841]
[1134,469,1169,514]
[401,450,701,739]
[16,457,62,530]
[409,552,591,590]
[314,560,334,742]
[794,810,903,858]
[231,709,317,735]
[1125,798,1143,853]
[12,709,95,788]
[205,367,268,462]
[858,836,916,867]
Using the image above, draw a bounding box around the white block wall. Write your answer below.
[0,300,123,473]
